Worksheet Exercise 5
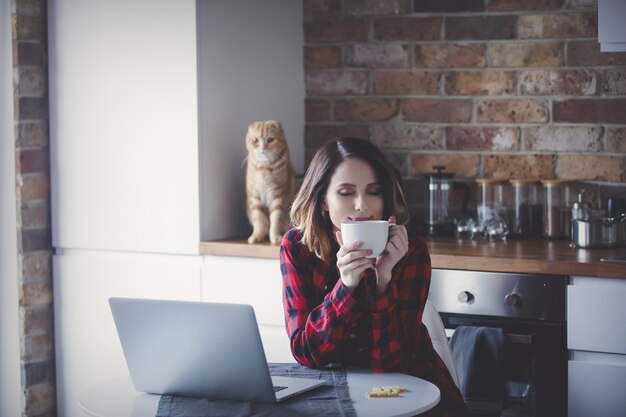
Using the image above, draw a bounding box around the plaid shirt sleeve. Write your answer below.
[367,235,432,372]
[280,229,360,368]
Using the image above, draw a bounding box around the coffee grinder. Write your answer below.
[424,165,470,236]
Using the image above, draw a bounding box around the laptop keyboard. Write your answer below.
[273,385,288,393]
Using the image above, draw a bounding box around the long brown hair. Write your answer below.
[290,137,409,261]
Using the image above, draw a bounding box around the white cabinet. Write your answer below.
[53,251,203,417]
[201,255,295,364]
[568,276,626,417]
[48,0,200,255]
[598,0,626,52]
[569,357,626,417]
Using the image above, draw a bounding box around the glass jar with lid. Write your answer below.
[510,179,542,238]
[541,180,572,239]
[475,178,509,239]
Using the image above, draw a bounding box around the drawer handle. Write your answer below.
[444,329,532,345]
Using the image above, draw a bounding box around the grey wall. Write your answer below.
[198,0,305,240]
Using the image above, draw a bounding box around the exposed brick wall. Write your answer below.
[303,0,626,231]
[12,0,56,415]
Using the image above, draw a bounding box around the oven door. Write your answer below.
[442,313,567,417]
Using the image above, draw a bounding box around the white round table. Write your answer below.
[80,368,440,417]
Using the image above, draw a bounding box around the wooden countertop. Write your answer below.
[199,238,626,279]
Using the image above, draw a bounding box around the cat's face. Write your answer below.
[245,120,287,162]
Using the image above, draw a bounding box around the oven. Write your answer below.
[429,269,567,417]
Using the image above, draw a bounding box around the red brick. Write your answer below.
[13,15,46,40]
[519,12,597,39]
[345,44,409,68]
[477,99,549,123]
[17,67,47,96]
[488,0,564,11]
[445,71,515,95]
[19,228,51,252]
[17,149,49,174]
[17,97,47,120]
[20,280,52,307]
[21,333,53,362]
[305,124,370,148]
[410,153,479,177]
[19,200,48,230]
[304,0,340,16]
[22,360,52,388]
[600,69,626,96]
[14,0,45,14]
[487,42,563,67]
[374,71,439,95]
[384,152,409,177]
[305,99,331,122]
[413,0,485,12]
[446,16,516,40]
[344,0,410,15]
[23,383,55,416]
[564,0,597,10]
[334,98,400,122]
[519,69,597,95]
[484,154,557,180]
[16,41,44,65]
[524,125,603,151]
[415,43,485,68]
[305,70,368,96]
[559,155,626,182]
[374,17,441,41]
[22,305,53,336]
[17,174,49,201]
[446,127,520,151]
[304,18,369,43]
[17,121,48,148]
[553,99,626,124]
[20,252,52,282]
[371,124,444,149]
[403,99,472,123]
[304,46,341,69]
[605,128,626,153]
[567,40,626,66]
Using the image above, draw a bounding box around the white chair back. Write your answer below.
[423,300,460,388]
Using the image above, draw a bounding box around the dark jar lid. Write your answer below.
[423,165,455,180]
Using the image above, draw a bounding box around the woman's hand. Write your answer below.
[375,216,408,294]
[335,231,374,294]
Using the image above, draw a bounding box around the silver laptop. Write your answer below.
[109,297,326,403]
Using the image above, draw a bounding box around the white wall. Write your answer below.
[48,1,303,415]
[49,0,200,255]
[0,0,23,413]
[198,0,305,240]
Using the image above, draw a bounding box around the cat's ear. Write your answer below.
[268,120,282,130]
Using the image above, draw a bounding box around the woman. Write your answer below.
[280,137,466,417]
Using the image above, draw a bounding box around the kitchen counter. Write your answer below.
[199,237,626,279]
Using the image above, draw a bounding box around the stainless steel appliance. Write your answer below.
[429,269,567,417]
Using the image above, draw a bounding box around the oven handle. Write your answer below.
[444,328,532,345]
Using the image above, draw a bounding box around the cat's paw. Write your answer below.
[269,234,282,245]
[248,234,266,244]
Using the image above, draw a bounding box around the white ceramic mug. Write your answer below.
[340,220,390,258]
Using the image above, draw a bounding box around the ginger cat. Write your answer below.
[245,120,295,245]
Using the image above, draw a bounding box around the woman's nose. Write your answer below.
[355,194,367,212]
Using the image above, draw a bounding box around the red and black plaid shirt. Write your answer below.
[280,228,466,417]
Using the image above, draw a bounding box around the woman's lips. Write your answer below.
[349,216,373,221]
